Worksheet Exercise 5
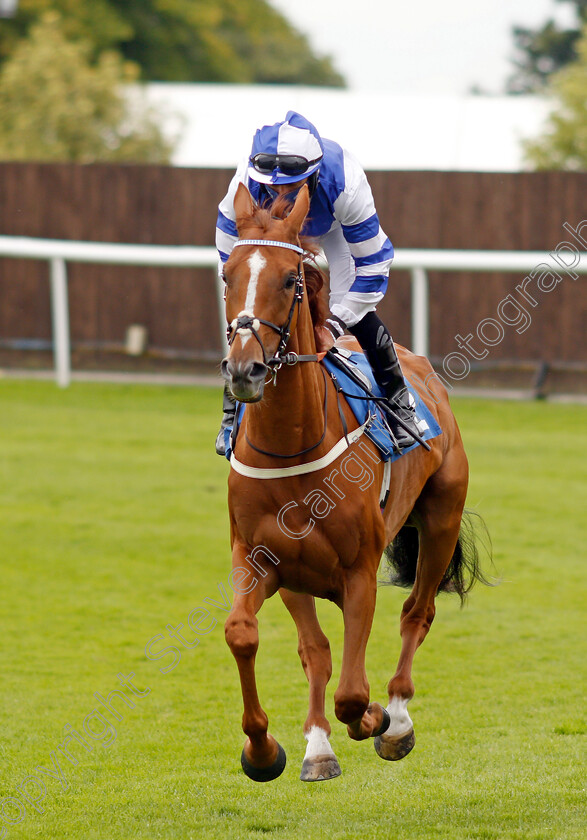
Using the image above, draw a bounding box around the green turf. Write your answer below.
[1,381,585,839]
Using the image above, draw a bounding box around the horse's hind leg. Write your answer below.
[375,524,460,760]
[224,543,285,782]
[376,452,467,761]
[279,590,341,781]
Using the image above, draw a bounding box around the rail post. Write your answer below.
[49,257,71,388]
[410,266,429,358]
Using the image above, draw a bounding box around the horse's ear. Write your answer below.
[284,184,310,237]
[234,182,256,233]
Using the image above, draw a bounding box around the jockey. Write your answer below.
[215,109,419,455]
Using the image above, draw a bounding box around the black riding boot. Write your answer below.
[215,384,236,456]
[349,312,419,450]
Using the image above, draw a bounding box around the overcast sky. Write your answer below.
[268,0,577,95]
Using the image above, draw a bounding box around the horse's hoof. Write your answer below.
[374,728,415,761]
[300,754,342,782]
[241,742,287,782]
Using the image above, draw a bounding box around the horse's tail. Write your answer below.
[382,510,494,606]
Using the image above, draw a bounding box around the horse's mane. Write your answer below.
[241,196,329,341]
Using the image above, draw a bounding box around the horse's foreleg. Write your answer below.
[376,519,462,761]
[335,565,389,741]
[224,545,284,782]
[279,589,341,781]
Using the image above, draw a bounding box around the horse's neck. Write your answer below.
[243,308,326,456]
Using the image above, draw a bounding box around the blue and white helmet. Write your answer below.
[248,111,324,185]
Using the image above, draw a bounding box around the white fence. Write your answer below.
[0,235,585,387]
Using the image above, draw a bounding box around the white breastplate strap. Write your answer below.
[230,415,373,479]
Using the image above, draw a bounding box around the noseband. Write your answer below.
[225,239,317,369]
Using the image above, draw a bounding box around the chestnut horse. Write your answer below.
[221,182,485,782]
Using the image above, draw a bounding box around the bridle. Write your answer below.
[224,239,319,373]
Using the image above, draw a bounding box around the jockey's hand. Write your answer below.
[316,325,336,353]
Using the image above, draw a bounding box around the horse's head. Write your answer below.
[221,182,311,402]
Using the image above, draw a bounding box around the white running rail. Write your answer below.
[0,235,585,387]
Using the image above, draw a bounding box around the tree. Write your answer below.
[507,0,587,94]
[0,0,345,86]
[524,23,587,170]
[0,13,176,162]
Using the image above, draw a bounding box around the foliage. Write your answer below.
[524,23,587,170]
[0,381,585,839]
[507,0,587,93]
[0,0,345,86]
[0,13,176,163]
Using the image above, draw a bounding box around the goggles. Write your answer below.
[250,153,322,178]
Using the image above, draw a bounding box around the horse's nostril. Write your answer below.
[221,358,232,380]
[249,362,268,382]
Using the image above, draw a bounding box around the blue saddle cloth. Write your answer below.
[321,350,442,462]
[224,350,442,462]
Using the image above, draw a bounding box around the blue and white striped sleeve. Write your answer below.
[216,159,249,264]
[333,150,394,295]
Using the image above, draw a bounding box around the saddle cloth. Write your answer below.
[224,349,442,462]
[321,349,442,462]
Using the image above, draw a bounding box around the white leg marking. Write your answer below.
[239,250,266,347]
[303,726,335,760]
[384,696,413,737]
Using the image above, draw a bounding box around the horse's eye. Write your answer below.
[284,274,296,290]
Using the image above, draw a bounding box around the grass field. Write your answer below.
[1,380,585,840]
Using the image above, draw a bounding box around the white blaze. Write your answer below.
[238,250,266,347]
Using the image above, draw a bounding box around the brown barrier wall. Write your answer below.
[0,163,585,364]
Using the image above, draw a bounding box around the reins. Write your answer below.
[244,366,330,459]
